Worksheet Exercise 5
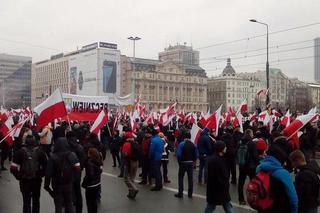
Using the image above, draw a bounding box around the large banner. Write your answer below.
[62,93,109,121]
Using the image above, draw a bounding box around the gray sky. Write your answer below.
[1,0,320,81]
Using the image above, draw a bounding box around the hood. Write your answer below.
[201,127,209,136]
[256,155,283,173]
[53,137,70,153]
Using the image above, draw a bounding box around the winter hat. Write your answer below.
[267,145,288,165]
[214,140,226,153]
[254,138,268,152]
[159,132,165,138]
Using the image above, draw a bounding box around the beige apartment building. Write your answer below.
[121,54,208,112]
[208,59,263,112]
[31,54,69,108]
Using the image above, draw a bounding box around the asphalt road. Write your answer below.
[0,153,255,213]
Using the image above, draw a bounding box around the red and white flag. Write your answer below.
[90,110,109,135]
[34,89,67,131]
[256,89,267,96]
[238,100,248,113]
[0,115,14,145]
[282,113,317,139]
[190,124,202,145]
[280,110,291,127]
[206,105,222,131]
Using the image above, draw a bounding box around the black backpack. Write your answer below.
[53,152,74,185]
[20,147,39,179]
[130,141,142,161]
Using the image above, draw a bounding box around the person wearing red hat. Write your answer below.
[121,132,140,199]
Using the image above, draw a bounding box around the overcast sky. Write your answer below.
[1,0,320,81]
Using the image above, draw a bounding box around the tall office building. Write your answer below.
[315,37,320,82]
[159,44,199,66]
[0,54,32,108]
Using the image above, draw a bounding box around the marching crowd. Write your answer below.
[0,111,320,213]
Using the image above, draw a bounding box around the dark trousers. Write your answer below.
[178,163,193,196]
[73,175,83,213]
[85,185,100,213]
[20,178,42,213]
[1,142,9,168]
[53,184,75,213]
[227,156,237,182]
[111,151,120,167]
[161,160,169,181]
[151,160,162,189]
[198,156,207,183]
[119,154,125,176]
[141,155,151,182]
[238,166,255,202]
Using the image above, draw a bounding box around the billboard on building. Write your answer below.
[68,44,120,96]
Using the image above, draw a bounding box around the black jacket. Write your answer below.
[45,138,80,189]
[84,136,107,160]
[295,162,320,213]
[109,135,121,152]
[67,136,86,170]
[206,154,231,205]
[222,133,237,158]
[246,139,260,170]
[11,144,47,180]
[197,128,213,157]
[82,158,102,188]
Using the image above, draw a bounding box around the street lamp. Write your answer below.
[250,19,270,106]
[127,36,141,101]
[127,36,141,60]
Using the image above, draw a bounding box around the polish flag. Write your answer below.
[206,105,222,131]
[34,89,67,131]
[90,110,109,135]
[256,89,267,96]
[13,117,30,137]
[145,113,154,125]
[227,106,235,115]
[235,111,243,133]
[199,108,211,126]
[280,110,291,127]
[238,100,248,113]
[190,124,202,145]
[282,113,317,139]
[0,115,14,145]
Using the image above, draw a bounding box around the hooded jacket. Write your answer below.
[45,138,80,189]
[256,156,298,213]
[149,135,164,161]
[197,128,213,157]
[294,160,320,213]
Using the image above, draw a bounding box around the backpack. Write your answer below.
[246,171,274,210]
[20,147,39,179]
[130,141,142,161]
[237,141,248,166]
[53,152,74,185]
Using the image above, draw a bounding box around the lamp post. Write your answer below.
[250,19,269,106]
[127,36,141,101]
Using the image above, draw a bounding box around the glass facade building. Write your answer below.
[0,54,32,108]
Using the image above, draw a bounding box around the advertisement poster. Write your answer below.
[68,43,121,97]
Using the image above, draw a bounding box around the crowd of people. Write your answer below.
[0,110,320,213]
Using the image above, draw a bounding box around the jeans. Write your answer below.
[53,184,75,213]
[85,185,100,213]
[238,166,255,202]
[178,162,193,196]
[124,160,139,194]
[141,155,151,183]
[306,208,318,213]
[198,156,207,183]
[20,178,42,213]
[227,156,236,182]
[111,151,120,167]
[161,160,169,181]
[73,174,83,213]
[204,202,233,213]
[151,160,162,189]
[119,154,125,176]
